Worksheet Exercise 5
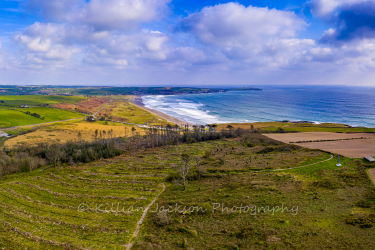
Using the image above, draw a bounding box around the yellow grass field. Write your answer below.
[4,121,146,147]
[97,100,172,125]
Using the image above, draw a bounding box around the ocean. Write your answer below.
[141,86,375,127]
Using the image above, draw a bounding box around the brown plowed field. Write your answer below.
[265,132,375,158]
[53,98,108,114]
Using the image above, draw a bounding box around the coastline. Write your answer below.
[133,96,195,127]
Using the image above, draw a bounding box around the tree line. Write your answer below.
[0,125,243,178]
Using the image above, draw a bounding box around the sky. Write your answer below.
[1,0,375,86]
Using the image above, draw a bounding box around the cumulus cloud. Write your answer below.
[25,0,170,31]
[310,0,375,43]
[5,0,374,85]
[13,23,81,63]
[178,3,307,47]
[176,3,313,69]
[309,0,369,18]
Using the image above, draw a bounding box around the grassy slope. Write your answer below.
[99,100,172,125]
[133,140,375,249]
[0,110,45,127]
[1,135,374,249]
[0,108,85,128]
[4,120,145,147]
[0,95,87,128]
[0,154,166,249]
[13,107,85,122]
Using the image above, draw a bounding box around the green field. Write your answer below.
[1,133,374,249]
[0,95,87,128]
[0,108,85,128]
[0,95,86,107]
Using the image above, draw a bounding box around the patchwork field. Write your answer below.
[1,135,374,249]
[266,132,375,158]
[0,95,88,128]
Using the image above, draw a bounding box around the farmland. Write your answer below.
[265,132,375,158]
[217,122,375,133]
[0,95,86,107]
[0,95,88,128]
[0,132,374,249]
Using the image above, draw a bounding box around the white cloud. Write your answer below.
[3,0,374,86]
[176,3,315,69]
[309,0,369,18]
[179,3,307,47]
[13,23,81,64]
[77,0,170,31]
[25,0,171,31]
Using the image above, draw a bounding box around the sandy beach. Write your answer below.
[133,96,195,127]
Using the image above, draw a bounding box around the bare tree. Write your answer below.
[177,153,192,190]
[46,144,63,167]
[193,156,203,179]
[28,157,35,172]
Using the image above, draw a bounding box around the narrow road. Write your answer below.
[125,183,166,250]
[92,100,112,117]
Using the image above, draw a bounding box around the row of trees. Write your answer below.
[0,125,243,178]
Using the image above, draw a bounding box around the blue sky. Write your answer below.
[0,0,375,86]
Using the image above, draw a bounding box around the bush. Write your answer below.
[355,200,373,208]
[256,145,298,154]
[314,179,343,189]
[154,211,171,227]
[235,227,255,239]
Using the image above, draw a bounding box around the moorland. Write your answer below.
[0,87,374,249]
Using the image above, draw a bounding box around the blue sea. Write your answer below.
[142,86,375,127]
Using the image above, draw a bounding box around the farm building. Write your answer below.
[364,156,375,163]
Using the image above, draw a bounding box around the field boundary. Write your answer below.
[126,183,166,250]
[265,154,334,172]
[368,168,375,186]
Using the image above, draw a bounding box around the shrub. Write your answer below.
[314,179,343,189]
[154,211,171,227]
[355,200,373,208]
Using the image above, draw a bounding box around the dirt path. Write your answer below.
[369,168,375,185]
[125,183,166,250]
[93,100,112,117]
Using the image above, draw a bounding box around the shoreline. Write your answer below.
[132,96,195,127]
[132,95,375,129]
